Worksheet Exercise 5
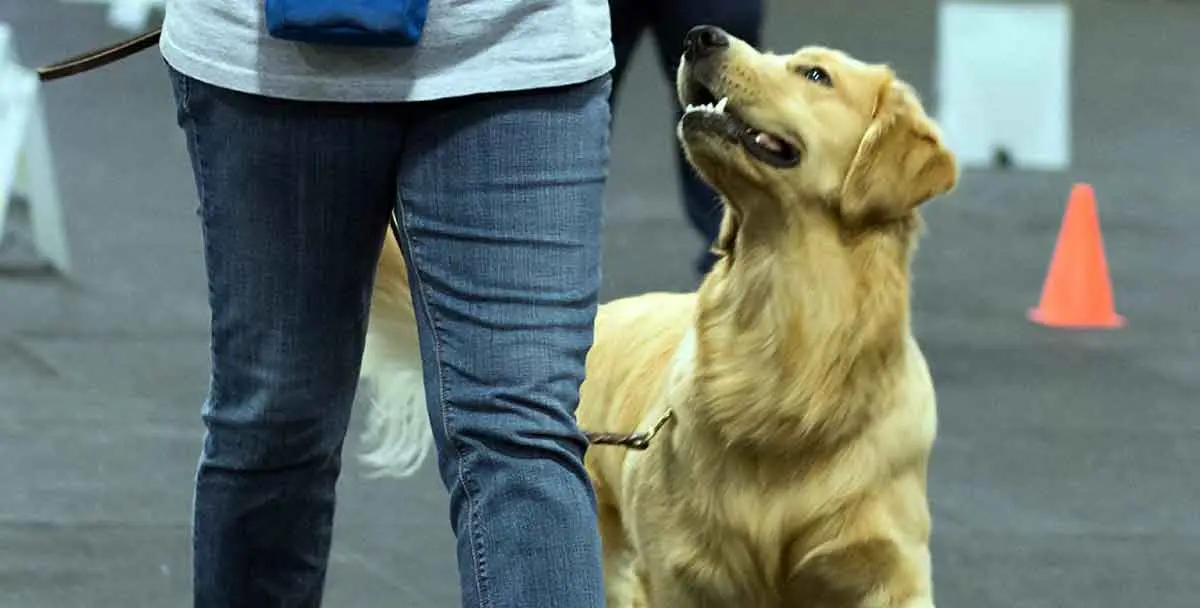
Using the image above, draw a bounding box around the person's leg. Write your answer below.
[394,75,612,608]
[168,67,402,607]
[609,0,649,98]
[650,0,765,276]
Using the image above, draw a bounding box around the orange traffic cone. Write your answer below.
[1028,183,1125,329]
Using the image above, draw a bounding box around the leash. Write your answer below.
[33,29,672,451]
[581,408,674,450]
[37,28,163,82]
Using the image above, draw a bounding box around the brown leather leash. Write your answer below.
[581,409,674,450]
[32,30,672,450]
[36,28,162,82]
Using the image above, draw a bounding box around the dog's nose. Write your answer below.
[684,25,729,61]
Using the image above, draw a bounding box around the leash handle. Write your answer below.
[37,28,162,82]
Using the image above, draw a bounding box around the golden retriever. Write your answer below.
[357,25,958,608]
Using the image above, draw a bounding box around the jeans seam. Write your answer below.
[176,69,237,600]
[178,76,220,401]
[391,196,492,608]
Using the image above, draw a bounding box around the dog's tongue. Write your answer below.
[753,131,785,153]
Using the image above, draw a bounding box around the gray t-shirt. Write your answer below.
[159,0,615,102]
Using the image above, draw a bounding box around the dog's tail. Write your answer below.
[357,232,434,478]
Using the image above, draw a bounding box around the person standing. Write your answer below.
[608,0,765,276]
[159,0,615,605]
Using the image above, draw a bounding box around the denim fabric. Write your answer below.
[608,0,764,276]
[169,67,611,608]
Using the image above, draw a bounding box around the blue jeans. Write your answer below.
[608,0,763,275]
[168,67,611,608]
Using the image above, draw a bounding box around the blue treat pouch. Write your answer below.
[265,0,429,47]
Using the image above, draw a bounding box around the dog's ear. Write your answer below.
[840,75,958,222]
[711,205,741,260]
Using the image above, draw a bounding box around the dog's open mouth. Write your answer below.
[681,84,803,169]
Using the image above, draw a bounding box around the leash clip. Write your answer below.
[583,409,674,451]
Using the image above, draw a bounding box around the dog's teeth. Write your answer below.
[686,100,727,114]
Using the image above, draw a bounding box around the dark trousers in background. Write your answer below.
[609,0,764,276]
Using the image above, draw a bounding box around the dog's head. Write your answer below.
[676,26,958,242]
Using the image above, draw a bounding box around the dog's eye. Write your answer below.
[800,66,832,87]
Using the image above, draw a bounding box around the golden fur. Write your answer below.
[358,28,957,608]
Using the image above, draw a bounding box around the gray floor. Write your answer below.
[2,0,1198,606]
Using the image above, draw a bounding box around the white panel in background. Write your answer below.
[936,1,1072,171]
[61,0,165,32]
[0,23,72,274]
